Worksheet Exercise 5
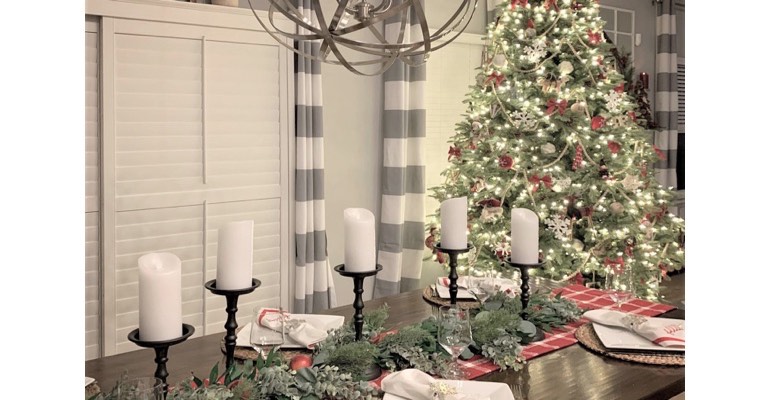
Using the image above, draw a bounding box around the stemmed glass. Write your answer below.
[250,307,286,359]
[438,305,472,380]
[604,268,635,310]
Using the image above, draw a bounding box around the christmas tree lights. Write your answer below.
[426,0,684,299]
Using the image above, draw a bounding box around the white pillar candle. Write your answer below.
[216,220,255,290]
[510,208,540,264]
[440,197,468,249]
[343,208,376,272]
[138,253,183,341]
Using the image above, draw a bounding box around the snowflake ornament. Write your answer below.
[511,111,538,130]
[524,38,547,63]
[604,90,624,111]
[620,174,643,191]
[552,177,572,192]
[545,215,572,240]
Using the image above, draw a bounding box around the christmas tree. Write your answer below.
[427,0,684,299]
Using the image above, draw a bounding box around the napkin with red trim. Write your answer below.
[257,308,328,348]
[436,277,520,298]
[584,309,685,348]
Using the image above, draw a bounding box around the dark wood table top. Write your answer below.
[86,286,685,400]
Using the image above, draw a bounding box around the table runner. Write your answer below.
[457,284,676,380]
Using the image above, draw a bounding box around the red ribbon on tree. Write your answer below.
[613,82,625,93]
[511,0,528,9]
[546,99,568,115]
[448,145,462,161]
[528,174,553,192]
[485,71,505,88]
[628,111,637,122]
[653,145,666,160]
[572,144,584,170]
[604,257,625,273]
[544,0,559,11]
[591,115,606,130]
[607,140,621,154]
[587,30,602,45]
[527,19,535,29]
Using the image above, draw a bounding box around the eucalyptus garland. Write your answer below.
[93,293,582,400]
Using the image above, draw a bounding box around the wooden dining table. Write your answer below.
[86,276,685,400]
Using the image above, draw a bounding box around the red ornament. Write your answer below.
[640,162,648,177]
[498,154,514,169]
[424,234,435,250]
[658,263,669,278]
[628,111,637,122]
[604,257,625,273]
[289,354,313,371]
[591,116,605,130]
[527,19,535,29]
[607,140,621,154]
[485,71,505,88]
[544,0,559,11]
[572,273,584,285]
[511,0,528,9]
[614,83,625,93]
[571,2,583,11]
[587,30,602,45]
[468,140,477,150]
[528,174,553,192]
[436,251,447,264]
[572,145,584,170]
[448,145,462,161]
[546,98,568,115]
[653,145,666,160]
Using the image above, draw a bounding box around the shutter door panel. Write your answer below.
[85,26,101,361]
[85,212,100,360]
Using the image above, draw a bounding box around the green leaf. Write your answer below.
[295,367,318,384]
[208,362,219,385]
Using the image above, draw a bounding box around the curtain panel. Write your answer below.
[374,0,427,298]
[654,0,679,188]
[294,0,337,313]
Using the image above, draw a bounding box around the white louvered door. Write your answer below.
[97,14,291,356]
[85,17,101,361]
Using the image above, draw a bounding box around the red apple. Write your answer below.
[289,354,313,370]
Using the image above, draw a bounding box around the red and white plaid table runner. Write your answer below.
[457,284,676,380]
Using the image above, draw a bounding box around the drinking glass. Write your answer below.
[250,307,285,359]
[437,305,472,380]
[113,377,163,400]
[604,268,635,310]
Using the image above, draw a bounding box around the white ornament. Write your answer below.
[471,121,482,131]
[552,177,571,192]
[525,28,537,38]
[561,0,571,5]
[545,215,572,240]
[481,206,504,222]
[558,61,574,76]
[604,91,624,112]
[524,38,547,63]
[572,239,584,252]
[570,101,587,114]
[511,111,538,130]
[609,202,625,215]
[541,143,556,155]
[621,174,643,191]
[492,54,508,68]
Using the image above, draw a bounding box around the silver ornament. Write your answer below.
[609,202,625,215]
[492,54,508,68]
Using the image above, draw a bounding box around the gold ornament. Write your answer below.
[492,54,508,68]
[609,202,625,215]
[541,143,556,154]
[570,101,587,113]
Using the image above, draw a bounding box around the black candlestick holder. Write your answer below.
[204,278,261,369]
[333,264,382,341]
[433,243,473,305]
[127,324,195,394]
[504,258,546,342]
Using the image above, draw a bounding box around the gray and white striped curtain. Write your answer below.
[294,0,337,313]
[654,0,679,188]
[374,0,427,298]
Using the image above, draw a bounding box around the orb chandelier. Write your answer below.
[246,0,479,75]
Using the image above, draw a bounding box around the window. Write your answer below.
[599,6,635,59]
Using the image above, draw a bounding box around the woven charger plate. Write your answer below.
[575,324,685,367]
[221,327,313,362]
[421,286,480,309]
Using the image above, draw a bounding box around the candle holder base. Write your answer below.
[333,265,382,341]
[127,324,195,394]
[204,278,261,369]
[504,259,547,342]
[433,243,473,305]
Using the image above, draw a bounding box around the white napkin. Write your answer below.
[381,369,441,400]
[584,309,685,348]
[257,308,328,348]
[437,277,520,297]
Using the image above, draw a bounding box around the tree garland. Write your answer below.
[93,293,582,399]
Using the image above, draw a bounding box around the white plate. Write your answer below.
[592,318,685,352]
[236,314,344,349]
[435,284,476,300]
[383,380,515,400]
[85,377,95,387]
